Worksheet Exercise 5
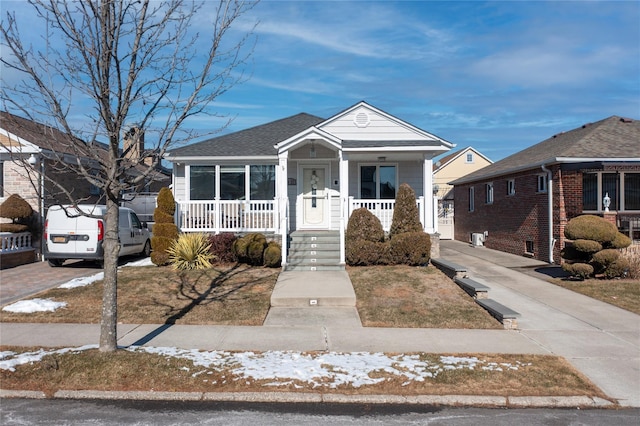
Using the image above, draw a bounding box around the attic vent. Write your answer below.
[354,111,370,128]
[620,117,633,123]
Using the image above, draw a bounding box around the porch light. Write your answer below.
[603,193,611,212]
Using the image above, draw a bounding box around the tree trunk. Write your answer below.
[99,197,121,352]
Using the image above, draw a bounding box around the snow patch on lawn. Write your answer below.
[0,345,533,387]
[2,298,67,313]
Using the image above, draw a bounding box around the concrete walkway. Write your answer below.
[1,241,638,406]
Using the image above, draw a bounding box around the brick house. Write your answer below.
[451,116,640,264]
[1,111,169,263]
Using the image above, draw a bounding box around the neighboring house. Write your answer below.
[451,116,640,264]
[165,101,454,269]
[432,147,493,239]
[0,111,169,261]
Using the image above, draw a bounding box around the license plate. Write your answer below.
[52,236,67,243]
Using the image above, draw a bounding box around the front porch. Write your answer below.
[176,197,434,234]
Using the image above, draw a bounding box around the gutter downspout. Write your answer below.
[541,165,555,264]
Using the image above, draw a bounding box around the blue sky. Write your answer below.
[211,0,640,161]
[3,1,639,162]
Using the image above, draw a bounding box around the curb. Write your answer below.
[0,389,617,408]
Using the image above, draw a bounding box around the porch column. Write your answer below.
[339,151,349,265]
[423,155,436,233]
[278,153,288,266]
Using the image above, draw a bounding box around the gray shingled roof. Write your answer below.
[167,113,325,158]
[452,116,640,185]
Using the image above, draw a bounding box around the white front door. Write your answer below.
[300,165,329,229]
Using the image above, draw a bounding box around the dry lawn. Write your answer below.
[0,347,606,400]
[348,265,501,329]
[0,264,278,325]
[550,277,640,315]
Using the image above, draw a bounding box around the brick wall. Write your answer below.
[454,168,555,263]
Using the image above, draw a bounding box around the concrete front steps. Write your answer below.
[285,231,344,272]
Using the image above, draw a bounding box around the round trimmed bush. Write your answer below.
[611,232,632,249]
[564,215,618,244]
[0,194,33,221]
[248,240,267,265]
[562,262,594,280]
[263,242,282,268]
[573,239,602,253]
[346,208,384,242]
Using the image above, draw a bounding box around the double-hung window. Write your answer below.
[360,164,397,199]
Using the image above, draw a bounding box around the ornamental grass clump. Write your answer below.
[561,215,631,279]
[168,233,214,271]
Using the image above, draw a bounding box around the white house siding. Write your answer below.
[398,161,425,197]
[172,163,186,201]
[321,107,427,141]
[287,160,298,231]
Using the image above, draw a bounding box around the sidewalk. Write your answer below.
[1,241,638,407]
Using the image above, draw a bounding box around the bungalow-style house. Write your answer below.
[451,116,640,264]
[0,111,169,264]
[165,101,454,269]
[432,147,493,239]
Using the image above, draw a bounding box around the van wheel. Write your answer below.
[141,240,151,257]
[48,259,64,267]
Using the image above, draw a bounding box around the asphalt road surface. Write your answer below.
[1,399,639,425]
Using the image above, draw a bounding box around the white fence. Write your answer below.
[176,200,278,233]
[348,197,425,232]
[0,232,33,253]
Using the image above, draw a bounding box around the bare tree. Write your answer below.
[1,0,257,351]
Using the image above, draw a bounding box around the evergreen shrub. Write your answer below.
[345,208,384,242]
[389,183,422,238]
[263,242,282,268]
[0,194,34,233]
[389,232,431,266]
[151,187,178,266]
[561,215,631,279]
[564,215,618,243]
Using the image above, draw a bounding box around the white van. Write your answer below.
[44,204,151,267]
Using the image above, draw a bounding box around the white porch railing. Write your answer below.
[176,200,278,233]
[348,197,425,232]
[0,232,33,253]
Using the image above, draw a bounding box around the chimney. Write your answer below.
[123,126,145,162]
